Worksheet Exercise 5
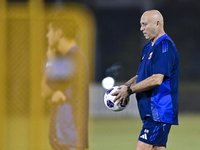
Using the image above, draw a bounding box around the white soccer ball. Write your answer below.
[104,86,130,111]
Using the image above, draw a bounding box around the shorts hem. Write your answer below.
[138,139,166,147]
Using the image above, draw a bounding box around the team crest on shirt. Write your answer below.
[148,52,153,59]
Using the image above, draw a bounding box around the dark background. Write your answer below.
[8,0,200,112]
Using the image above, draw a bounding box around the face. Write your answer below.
[140,14,157,42]
[46,23,59,48]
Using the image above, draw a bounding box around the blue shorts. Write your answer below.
[138,117,171,147]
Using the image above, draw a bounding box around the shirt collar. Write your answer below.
[154,33,168,45]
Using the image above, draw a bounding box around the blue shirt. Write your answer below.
[136,34,179,125]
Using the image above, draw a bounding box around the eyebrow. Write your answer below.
[140,22,147,25]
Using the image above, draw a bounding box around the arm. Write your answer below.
[124,75,138,86]
[41,74,53,99]
[114,74,164,104]
[41,74,68,104]
[130,74,164,93]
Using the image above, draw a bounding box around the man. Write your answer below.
[113,10,179,150]
[41,21,89,150]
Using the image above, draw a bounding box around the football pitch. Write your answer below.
[4,113,200,150]
[89,114,200,150]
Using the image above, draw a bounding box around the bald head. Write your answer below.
[140,10,165,44]
[142,10,164,26]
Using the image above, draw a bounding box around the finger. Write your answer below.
[51,99,58,105]
[61,95,66,101]
[122,98,126,106]
[62,97,67,104]
[116,97,123,105]
[111,91,119,96]
[113,95,120,102]
[113,97,117,103]
[117,86,121,89]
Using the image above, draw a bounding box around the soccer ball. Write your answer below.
[104,86,130,111]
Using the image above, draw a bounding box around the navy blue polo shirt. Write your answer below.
[136,34,179,125]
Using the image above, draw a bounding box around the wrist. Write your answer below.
[127,85,134,95]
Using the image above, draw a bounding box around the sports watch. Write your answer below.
[127,85,134,95]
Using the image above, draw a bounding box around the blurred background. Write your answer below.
[0,0,200,150]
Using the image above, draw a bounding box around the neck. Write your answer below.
[151,31,165,46]
[57,38,77,55]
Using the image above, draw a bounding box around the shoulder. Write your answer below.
[155,34,177,50]
[155,38,177,54]
[144,42,151,48]
[142,42,151,53]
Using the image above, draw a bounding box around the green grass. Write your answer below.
[167,114,200,150]
[4,114,200,150]
[89,114,200,150]
[89,117,141,150]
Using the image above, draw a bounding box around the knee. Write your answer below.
[136,140,152,150]
[152,146,165,150]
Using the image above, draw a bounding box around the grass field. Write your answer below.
[4,113,200,150]
[89,114,200,150]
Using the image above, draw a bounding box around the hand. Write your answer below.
[112,85,129,105]
[46,46,55,60]
[51,90,67,105]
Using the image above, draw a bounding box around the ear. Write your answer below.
[156,21,160,27]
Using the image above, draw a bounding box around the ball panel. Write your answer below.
[107,100,114,108]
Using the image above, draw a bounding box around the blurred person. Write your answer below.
[41,20,89,150]
[113,10,179,150]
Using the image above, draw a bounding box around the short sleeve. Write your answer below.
[152,40,174,77]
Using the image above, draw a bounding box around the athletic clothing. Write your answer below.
[138,117,171,147]
[136,34,179,125]
[46,46,89,149]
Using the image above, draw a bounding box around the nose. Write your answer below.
[140,25,144,31]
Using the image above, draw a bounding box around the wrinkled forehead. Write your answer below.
[140,13,154,24]
[140,14,149,23]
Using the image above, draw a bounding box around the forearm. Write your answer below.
[124,75,138,86]
[41,84,53,99]
[130,74,164,93]
[41,74,53,99]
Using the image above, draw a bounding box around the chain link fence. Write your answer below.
[0,1,95,150]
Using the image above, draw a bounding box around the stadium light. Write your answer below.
[102,76,115,89]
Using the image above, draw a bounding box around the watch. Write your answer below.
[127,85,134,95]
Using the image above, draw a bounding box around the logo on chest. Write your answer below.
[142,54,145,60]
[148,52,153,60]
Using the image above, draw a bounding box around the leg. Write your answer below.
[137,141,166,150]
[137,118,171,150]
[69,147,85,150]
[136,140,153,150]
[153,145,165,150]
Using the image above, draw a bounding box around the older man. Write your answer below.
[113,10,179,150]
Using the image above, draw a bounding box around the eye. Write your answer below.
[143,23,147,26]
[140,23,147,28]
